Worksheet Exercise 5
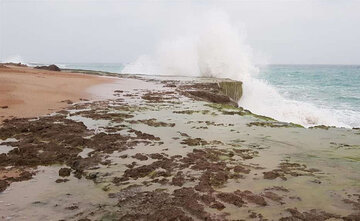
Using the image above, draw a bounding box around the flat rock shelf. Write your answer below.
[0,72,359,221]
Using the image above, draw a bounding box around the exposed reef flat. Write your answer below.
[0,71,359,220]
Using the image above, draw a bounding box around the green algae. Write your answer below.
[205,103,283,123]
[309,125,336,130]
[247,121,304,128]
[219,155,231,161]
[205,103,272,119]
[205,103,239,111]
[173,109,213,115]
[344,156,360,162]
[218,81,243,102]
[100,212,119,221]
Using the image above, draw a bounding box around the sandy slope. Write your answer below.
[0,65,112,122]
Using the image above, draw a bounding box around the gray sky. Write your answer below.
[1,0,360,64]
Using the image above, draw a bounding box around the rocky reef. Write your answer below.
[0,73,359,220]
[218,81,243,102]
[178,79,243,107]
[34,64,61,71]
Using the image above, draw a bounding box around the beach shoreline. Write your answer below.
[0,65,114,123]
[0,66,359,220]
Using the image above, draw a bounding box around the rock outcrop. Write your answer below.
[179,80,243,106]
[35,64,61,72]
[218,81,243,102]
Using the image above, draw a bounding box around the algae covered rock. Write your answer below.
[218,81,243,102]
[179,80,243,106]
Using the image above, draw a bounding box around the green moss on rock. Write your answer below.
[219,81,243,102]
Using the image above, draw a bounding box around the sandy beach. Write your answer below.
[0,65,113,122]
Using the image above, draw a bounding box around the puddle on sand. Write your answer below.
[0,138,17,154]
[88,78,164,100]
[67,115,111,133]
[0,166,115,221]
[0,145,15,155]
[78,148,95,158]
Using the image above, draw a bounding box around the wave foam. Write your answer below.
[122,9,351,128]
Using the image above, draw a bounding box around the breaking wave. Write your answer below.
[122,10,350,128]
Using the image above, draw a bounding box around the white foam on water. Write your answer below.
[121,9,353,128]
[239,77,349,127]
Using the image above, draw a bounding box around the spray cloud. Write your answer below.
[122,9,348,128]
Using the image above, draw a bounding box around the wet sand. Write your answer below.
[0,65,113,122]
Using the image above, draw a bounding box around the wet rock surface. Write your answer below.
[59,168,71,177]
[0,74,359,220]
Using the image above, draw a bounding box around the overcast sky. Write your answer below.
[1,0,360,64]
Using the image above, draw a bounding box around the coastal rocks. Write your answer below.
[0,168,34,192]
[263,171,283,180]
[263,191,284,203]
[114,187,201,220]
[279,208,340,221]
[0,180,8,192]
[247,121,303,128]
[0,116,89,167]
[343,196,360,210]
[141,91,177,103]
[59,168,71,177]
[61,99,73,104]
[235,190,267,206]
[309,125,336,130]
[55,178,69,183]
[218,81,243,102]
[127,118,175,127]
[233,165,250,174]
[263,162,320,180]
[179,82,241,106]
[217,192,245,207]
[35,64,61,71]
[171,171,186,186]
[1,73,359,220]
[181,137,209,146]
[132,153,148,161]
[187,90,232,104]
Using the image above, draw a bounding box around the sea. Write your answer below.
[30,63,360,128]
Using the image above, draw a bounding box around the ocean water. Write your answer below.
[57,63,360,128]
[257,65,360,128]
[8,10,359,128]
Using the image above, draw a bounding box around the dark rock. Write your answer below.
[235,190,267,206]
[171,171,186,186]
[187,90,231,104]
[234,165,250,174]
[0,180,9,192]
[217,192,245,207]
[59,168,71,177]
[55,179,69,183]
[61,100,73,104]
[263,171,281,180]
[132,153,148,161]
[35,64,61,71]
[65,204,79,210]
